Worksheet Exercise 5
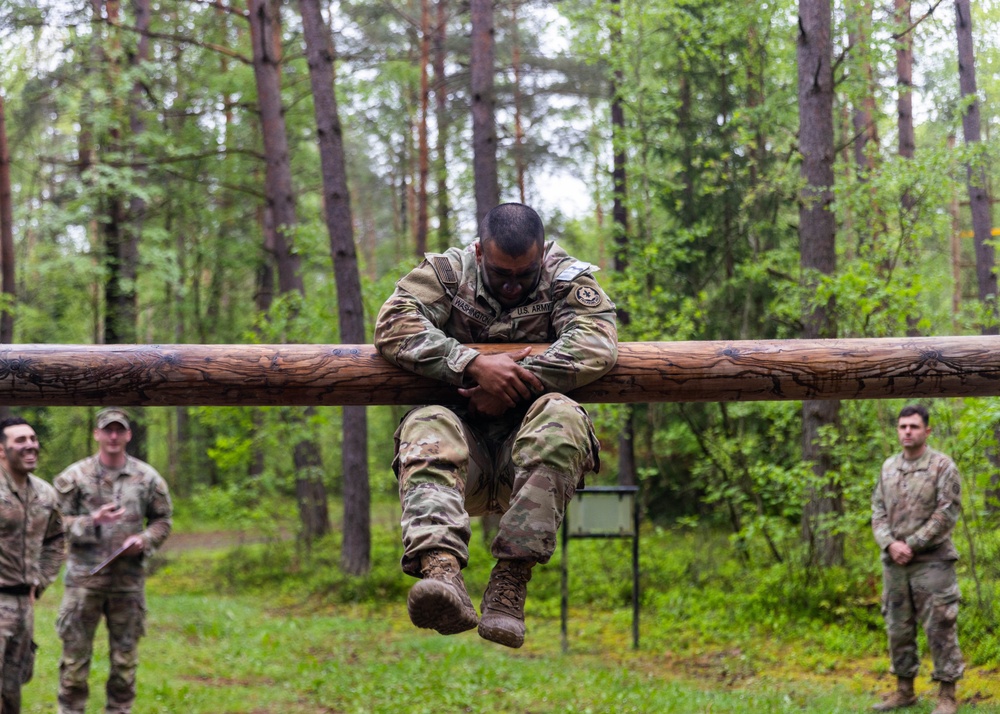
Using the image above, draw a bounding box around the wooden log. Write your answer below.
[2,337,1000,407]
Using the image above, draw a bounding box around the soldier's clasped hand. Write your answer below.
[463,347,544,406]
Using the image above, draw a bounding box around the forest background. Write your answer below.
[2,0,1000,708]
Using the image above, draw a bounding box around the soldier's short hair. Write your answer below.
[479,203,545,258]
[898,404,929,427]
[0,416,30,445]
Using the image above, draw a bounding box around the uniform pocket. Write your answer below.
[21,640,38,684]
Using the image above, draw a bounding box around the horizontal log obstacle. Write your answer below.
[2,337,1000,407]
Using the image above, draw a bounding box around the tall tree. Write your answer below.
[298,0,371,574]
[470,0,499,224]
[415,0,431,255]
[609,0,635,487]
[895,0,915,173]
[954,0,996,333]
[0,91,13,350]
[432,0,452,251]
[248,0,330,543]
[797,0,842,566]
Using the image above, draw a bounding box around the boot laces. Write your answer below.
[489,563,529,610]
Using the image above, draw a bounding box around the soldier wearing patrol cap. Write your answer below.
[375,202,618,648]
[53,408,172,714]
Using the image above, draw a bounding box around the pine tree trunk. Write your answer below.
[609,0,635,487]
[0,92,14,351]
[954,0,996,333]
[797,0,843,566]
[432,0,451,251]
[298,0,370,574]
[248,0,330,543]
[470,0,498,225]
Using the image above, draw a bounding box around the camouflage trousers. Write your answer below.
[881,559,964,682]
[56,587,147,714]
[0,593,35,714]
[393,393,599,577]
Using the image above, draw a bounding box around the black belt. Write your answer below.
[0,584,32,596]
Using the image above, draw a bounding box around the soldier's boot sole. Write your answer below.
[407,579,479,635]
[478,612,525,649]
[872,695,918,711]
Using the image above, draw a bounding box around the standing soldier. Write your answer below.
[871,405,963,714]
[54,408,172,714]
[374,203,618,648]
[0,417,65,714]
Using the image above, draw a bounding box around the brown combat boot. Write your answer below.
[930,681,958,714]
[872,676,918,711]
[407,550,479,635]
[478,559,534,648]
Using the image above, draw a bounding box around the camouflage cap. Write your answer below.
[96,408,131,430]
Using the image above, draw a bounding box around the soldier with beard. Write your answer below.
[0,417,66,713]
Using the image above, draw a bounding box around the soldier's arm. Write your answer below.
[871,474,896,552]
[139,475,173,553]
[905,460,961,552]
[54,470,102,545]
[37,508,66,594]
[374,259,480,386]
[520,272,618,394]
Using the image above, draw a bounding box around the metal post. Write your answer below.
[632,492,640,650]
[561,514,569,654]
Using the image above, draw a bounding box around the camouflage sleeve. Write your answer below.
[520,272,618,393]
[38,508,65,591]
[905,459,961,552]
[374,259,480,386]
[141,474,173,552]
[53,470,101,545]
[871,471,895,551]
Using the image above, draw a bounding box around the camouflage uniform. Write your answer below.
[375,241,618,576]
[53,455,172,714]
[0,463,65,714]
[872,447,964,683]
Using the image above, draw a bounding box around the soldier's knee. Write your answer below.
[396,406,470,491]
[519,394,594,465]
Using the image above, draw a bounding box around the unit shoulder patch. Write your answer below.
[574,285,603,307]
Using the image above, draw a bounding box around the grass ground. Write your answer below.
[18,516,1000,713]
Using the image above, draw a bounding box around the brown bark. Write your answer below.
[298,0,370,574]
[798,0,842,566]
[470,0,498,225]
[895,0,915,162]
[414,0,431,256]
[511,0,526,204]
[954,0,996,331]
[0,92,14,347]
[609,0,634,487]
[849,0,879,174]
[248,0,303,296]
[432,0,451,251]
[100,0,138,346]
[10,337,1000,406]
[247,0,329,542]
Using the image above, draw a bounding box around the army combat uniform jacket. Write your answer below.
[0,465,65,595]
[54,455,172,592]
[375,240,618,397]
[872,447,961,563]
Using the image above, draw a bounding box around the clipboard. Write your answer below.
[88,543,131,576]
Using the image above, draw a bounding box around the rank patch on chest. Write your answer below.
[575,286,603,307]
